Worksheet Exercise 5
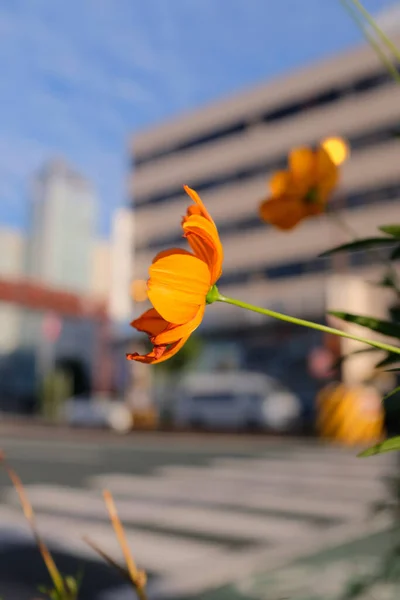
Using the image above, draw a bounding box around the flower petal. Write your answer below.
[259,195,308,230]
[289,147,315,178]
[151,304,205,346]
[315,146,338,203]
[321,136,349,166]
[182,215,223,284]
[183,185,214,223]
[130,308,169,337]
[148,253,210,324]
[269,170,292,197]
[127,336,189,365]
[152,248,193,263]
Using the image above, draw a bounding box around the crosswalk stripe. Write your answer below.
[89,473,379,521]
[5,485,316,542]
[156,464,385,500]
[212,456,393,478]
[0,504,226,574]
[0,444,395,598]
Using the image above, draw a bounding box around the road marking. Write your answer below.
[0,504,226,573]
[156,464,385,500]
[0,444,395,598]
[213,455,393,478]
[90,473,378,521]
[5,484,316,542]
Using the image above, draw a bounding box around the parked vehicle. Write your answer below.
[64,395,133,433]
[64,394,158,433]
[169,371,301,432]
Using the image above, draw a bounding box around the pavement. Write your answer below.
[0,423,397,600]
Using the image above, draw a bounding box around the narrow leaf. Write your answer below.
[328,311,400,339]
[390,245,400,260]
[358,436,400,458]
[379,225,400,238]
[384,386,400,400]
[320,237,396,257]
[334,347,378,369]
[375,353,400,368]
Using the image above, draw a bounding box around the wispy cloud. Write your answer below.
[0,0,395,235]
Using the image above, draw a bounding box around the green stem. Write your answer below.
[328,210,359,240]
[216,291,400,356]
[341,0,400,84]
[347,0,400,64]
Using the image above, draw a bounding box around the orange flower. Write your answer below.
[127,186,223,364]
[259,137,349,230]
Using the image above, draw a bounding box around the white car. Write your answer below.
[170,371,301,432]
[64,395,133,433]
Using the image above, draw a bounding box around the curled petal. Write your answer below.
[148,253,211,324]
[182,215,223,284]
[151,304,205,346]
[183,185,214,223]
[130,308,169,337]
[127,336,189,365]
[259,196,308,230]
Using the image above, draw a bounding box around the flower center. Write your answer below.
[304,187,319,204]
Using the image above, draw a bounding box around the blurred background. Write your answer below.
[1,1,400,598]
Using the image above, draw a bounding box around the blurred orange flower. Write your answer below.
[127,186,223,364]
[259,137,349,230]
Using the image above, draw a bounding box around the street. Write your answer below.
[0,425,396,599]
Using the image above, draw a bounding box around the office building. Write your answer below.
[26,158,97,294]
[108,207,135,327]
[129,33,400,403]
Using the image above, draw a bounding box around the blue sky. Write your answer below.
[0,0,396,238]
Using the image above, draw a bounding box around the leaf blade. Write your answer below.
[328,311,400,339]
[379,225,400,238]
[320,237,396,257]
[358,436,400,458]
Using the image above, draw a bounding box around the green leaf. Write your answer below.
[375,353,400,368]
[320,237,396,257]
[384,386,400,400]
[334,347,378,369]
[390,245,400,260]
[374,272,398,289]
[358,436,400,457]
[379,225,400,238]
[328,311,400,339]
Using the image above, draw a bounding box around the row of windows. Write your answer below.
[134,68,394,167]
[134,121,400,208]
[136,180,400,253]
[218,243,394,288]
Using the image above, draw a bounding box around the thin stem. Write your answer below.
[103,490,148,600]
[217,293,400,356]
[348,0,400,64]
[341,0,400,84]
[328,210,359,240]
[0,455,66,597]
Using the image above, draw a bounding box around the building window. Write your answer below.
[134,121,400,209]
[133,67,394,169]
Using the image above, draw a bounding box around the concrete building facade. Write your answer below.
[129,36,400,413]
